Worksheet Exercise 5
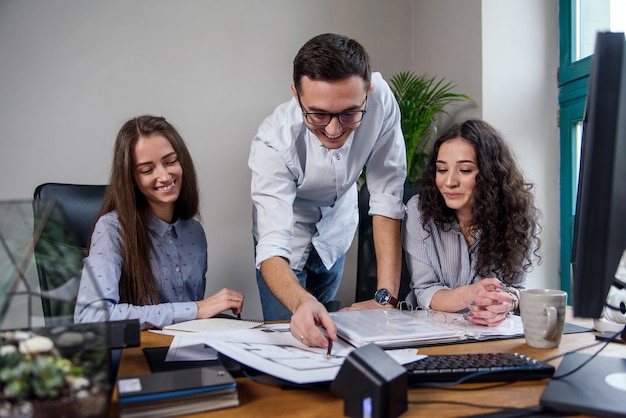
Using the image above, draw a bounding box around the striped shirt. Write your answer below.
[402,195,526,309]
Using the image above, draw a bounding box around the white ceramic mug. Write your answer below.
[520,289,568,348]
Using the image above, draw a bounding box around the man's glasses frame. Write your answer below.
[297,93,368,126]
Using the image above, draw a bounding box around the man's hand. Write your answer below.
[342,298,388,311]
[289,299,337,348]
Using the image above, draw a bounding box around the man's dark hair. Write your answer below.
[293,33,371,94]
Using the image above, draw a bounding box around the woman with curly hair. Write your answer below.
[74,115,244,329]
[402,118,541,326]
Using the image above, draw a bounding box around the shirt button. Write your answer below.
[339,185,344,191]
[176,267,180,272]
[335,154,341,160]
[169,240,173,244]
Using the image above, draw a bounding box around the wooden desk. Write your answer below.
[114,315,624,417]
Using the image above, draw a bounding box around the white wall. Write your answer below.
[481,0,560,291]
[0,0,560,320]
[0,0,412,320]
[412,0,560,291]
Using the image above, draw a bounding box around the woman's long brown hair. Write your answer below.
[88,116,199,305]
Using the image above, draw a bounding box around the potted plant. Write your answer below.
[355,71,469,303]
[0,327,110,418]
[389,70,471,185]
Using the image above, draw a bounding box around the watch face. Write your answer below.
[375,289,390,305]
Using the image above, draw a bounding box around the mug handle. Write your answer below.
[544,306,558,339]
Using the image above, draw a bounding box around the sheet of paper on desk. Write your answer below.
[161,323,354,384]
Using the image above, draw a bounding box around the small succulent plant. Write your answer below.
[0,338,84,402]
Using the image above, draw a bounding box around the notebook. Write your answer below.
[540,353,626,417]
[162,317,262,333]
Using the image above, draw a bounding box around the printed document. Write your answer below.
[330,308,524,348]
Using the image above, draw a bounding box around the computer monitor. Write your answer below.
[540,31,626,418]
[570,32,626,322]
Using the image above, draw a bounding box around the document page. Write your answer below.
[330,309,465,348]
[159,324,354,384]
[421,310,524,339]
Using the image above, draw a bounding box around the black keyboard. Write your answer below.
[404,352,555,384]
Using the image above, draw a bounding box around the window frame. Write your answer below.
[558,0,591,294]
[559,0,593,84]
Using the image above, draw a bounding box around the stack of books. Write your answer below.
[117,365,238,418]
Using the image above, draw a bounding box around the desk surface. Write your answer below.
[114,314,624,418]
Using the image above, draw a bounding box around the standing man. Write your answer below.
[249,33,406,347]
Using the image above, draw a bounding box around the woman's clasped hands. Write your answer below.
[463,278,516,327]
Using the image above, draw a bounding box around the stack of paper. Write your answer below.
[330,309,463,348]
[329,308,524,348]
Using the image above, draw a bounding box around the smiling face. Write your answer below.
[435,137,479,220]
[292,75,371,150]
[132,133,183,222]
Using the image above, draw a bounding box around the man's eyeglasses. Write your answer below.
[298,94,368,126]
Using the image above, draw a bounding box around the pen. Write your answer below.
[325,337,333,359]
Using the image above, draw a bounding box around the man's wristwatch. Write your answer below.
[374,288,399,308]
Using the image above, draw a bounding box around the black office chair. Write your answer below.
[355,183,418,304]
[33,183,139,390]
[33,183,107,325]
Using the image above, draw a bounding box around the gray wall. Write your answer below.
[0,0,559,320]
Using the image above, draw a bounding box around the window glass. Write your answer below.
[574,121,583,197]
[575,0,626,61]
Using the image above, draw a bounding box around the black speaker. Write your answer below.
[330,343,407,418]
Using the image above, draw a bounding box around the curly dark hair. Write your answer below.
[417,119,541,283]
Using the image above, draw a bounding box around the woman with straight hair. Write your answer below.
[75,115,244,329]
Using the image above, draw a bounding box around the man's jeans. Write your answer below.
[256,248,345,321]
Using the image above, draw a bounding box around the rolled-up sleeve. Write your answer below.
[249,135,298,269]
[363,74,407,220]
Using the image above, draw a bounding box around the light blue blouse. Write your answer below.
[249,72,407,271]
[74,211,207,329]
